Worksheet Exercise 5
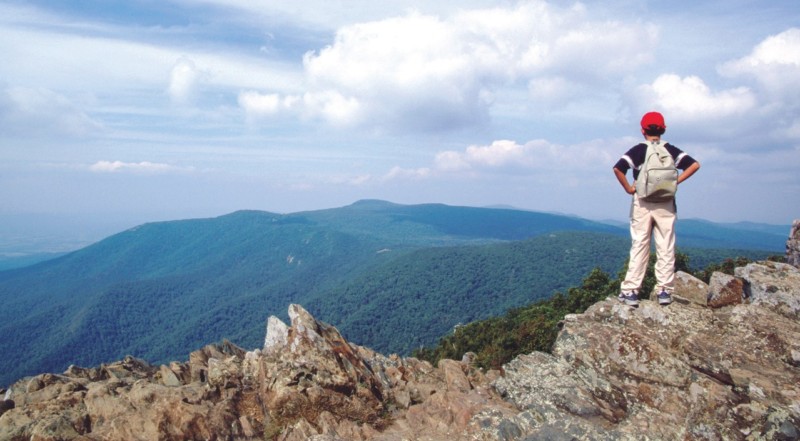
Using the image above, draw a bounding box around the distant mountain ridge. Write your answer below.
[0,201,789,269]
[0,200,783,386]
[676,218,790,250]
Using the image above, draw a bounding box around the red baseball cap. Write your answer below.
[641,111,666,130]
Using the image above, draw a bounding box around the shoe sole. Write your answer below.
[624,299,640,306]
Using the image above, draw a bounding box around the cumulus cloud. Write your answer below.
[168,58,201,104]
[89,161,191,174]
[240,2,657,131]
[368,136,624,205]
[238,89,359,126]
[433,138,614,175]
[351,137,618,186]
[299,91,362,126]
[238,91,284,117]
[720,28,800,100]
[440,140,513,171]
[633,74,757,124]
[623,28,800,142]
[0,86,101,138]
[717,27,800,139]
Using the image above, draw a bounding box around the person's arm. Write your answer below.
[677,161,700,184]
[614,167,635,194]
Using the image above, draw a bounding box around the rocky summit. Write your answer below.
[1,254,799,439]
[788,219,800,268]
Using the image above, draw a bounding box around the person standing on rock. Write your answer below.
[613,111,701,306]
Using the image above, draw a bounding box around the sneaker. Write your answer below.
[657,290,672,305]
[618,291,639,306]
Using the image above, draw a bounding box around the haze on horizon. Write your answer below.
[1,0,799,241]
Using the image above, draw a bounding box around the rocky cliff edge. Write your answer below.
[1,258,799,440]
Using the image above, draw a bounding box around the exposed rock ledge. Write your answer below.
[1,260,799,441]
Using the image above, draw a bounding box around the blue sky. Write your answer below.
[1,0,799,238]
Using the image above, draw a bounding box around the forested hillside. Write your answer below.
[308,231,631,354]
[0,210,390,385]
[413,253,784,370]
[0,201,782,386]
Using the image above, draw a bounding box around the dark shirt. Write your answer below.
[614,142,697,180]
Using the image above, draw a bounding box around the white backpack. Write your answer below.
[635,140,678,202]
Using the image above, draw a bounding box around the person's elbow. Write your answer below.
[685,162,700,174]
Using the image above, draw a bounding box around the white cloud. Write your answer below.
[89,161,191,174]
[239,2,657,131]
[297,12,483,130]
[237,91,283,117]
[433,138,616,174]
[238,89,360,126]
[433,150,471,172]
[461,140,533,168]
[3,1,797,224]
[718,28,800,143]
[382,166,432,181]
[624,28,800,143]
[632,74,757,125]
[539,12,658,77]
[0,5,302,97]
[720,28,800,94]
[0,86,101,138]
[362,138,611,183]
[300,91,362,127]
[720,28,800,108]
[168,58,201,104]
[740,28,800,66]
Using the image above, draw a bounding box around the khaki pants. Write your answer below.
[620,194,676,293]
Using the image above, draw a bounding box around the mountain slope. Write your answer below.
[677,218,789,250]
[308,231,631,355]
[0,210,391,384]
[307,199,624,242]
[0,201,784,386]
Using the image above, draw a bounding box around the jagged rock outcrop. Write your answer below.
[0,304,516,441]
[1,260,799,440]
[788,220,800,268]
[494,260,800,440]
